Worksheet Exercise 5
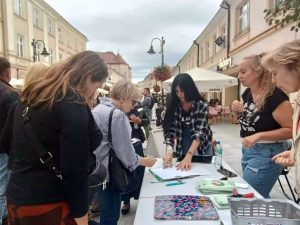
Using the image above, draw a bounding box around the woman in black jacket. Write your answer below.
[3,51,108,225]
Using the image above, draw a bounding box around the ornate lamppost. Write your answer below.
[31,39,49,62]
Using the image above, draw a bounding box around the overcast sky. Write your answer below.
[45,0,222,83]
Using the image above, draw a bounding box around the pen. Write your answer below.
[165,181,185,186]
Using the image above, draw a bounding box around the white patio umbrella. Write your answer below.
[9,77,24,88]
[162,67,238,92]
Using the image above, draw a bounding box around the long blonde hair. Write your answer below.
[262,39,300,76]
[243,54,275,111]
[21,51,108,109]
[23,63,49,89]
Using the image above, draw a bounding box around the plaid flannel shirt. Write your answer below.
[166,100,213,155]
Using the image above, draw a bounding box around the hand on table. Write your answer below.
[163,152,173,168]
[176,155,192,171]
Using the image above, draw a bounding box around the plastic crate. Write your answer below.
[229,198,300,225]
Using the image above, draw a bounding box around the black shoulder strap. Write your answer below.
[108,108,116,147]
[22,106,63,180]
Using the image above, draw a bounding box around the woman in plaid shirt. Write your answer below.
[162,73,213,170]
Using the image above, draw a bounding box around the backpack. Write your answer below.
[149,96,155,109]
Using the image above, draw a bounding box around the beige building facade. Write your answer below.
[0,0,87,80]
[175,0,299,106]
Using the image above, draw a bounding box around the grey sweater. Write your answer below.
[92,97,142,182]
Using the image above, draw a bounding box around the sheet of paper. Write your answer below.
[150,166,212,180]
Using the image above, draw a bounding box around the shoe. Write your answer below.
[121,203,130,215]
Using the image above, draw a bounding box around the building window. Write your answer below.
[36,42,41,62]
[59,53,63,61]
[49,48,54,64]
[67,34,70,46]
[238,1,249,33]
[16,34,24,57]
[33,8,39,27]
[212,34,217,54]
[206,41,210,60]
[58,28,62,41]
[200,47,204,64]
[48,18,54,35]
[14,0,22,16]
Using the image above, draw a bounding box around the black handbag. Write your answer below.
[108,108,139,194]
[22,106,106,188]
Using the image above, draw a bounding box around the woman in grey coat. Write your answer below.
[92,79,156,225]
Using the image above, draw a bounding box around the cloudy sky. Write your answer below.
[45,0,222,83]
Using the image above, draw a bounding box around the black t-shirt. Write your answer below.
[239,87,288,138]
[181,109,191,129]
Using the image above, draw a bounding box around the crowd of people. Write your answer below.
[0,39,299,225]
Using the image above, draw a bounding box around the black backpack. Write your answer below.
[149,96,155,109]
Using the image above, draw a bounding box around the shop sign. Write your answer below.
[219,57,232,69]
[208,88,222,92]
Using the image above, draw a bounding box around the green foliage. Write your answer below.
[264,0,300,32]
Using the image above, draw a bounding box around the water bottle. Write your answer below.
[215,141,223,169]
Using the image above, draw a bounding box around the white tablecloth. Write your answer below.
[133,159,262,225]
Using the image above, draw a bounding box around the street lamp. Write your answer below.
[220,0,230,58]
[31,39,49,62]
[147,36,166,125]
[147,36,165,66]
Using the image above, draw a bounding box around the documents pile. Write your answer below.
[196,179,234,195]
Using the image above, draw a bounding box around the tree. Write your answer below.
[264,0,300,32]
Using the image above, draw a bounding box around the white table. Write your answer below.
[134,159,262,225]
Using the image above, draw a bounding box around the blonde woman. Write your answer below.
[23,63,48,89]
[231,54,293,198]
[262,40,300,200]
[3,51,108,225]
[92,79,157,225]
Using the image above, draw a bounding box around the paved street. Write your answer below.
[92,121,296,225]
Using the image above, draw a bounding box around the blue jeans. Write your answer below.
[0,154,9,225]
[241,141,288,198]
[98,185,121,225]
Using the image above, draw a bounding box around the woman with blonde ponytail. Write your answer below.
[262,40,300,200]
[4,51,108,225]
[231,54,293,198]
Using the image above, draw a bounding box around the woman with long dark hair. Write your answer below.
[162,73,213,170]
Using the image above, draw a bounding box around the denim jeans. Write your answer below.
[98,185,121,225]
[241,141,288,198]
[0,154,9,225]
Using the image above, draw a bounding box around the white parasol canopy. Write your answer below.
[162,67,238,92]
[9,78,24,87]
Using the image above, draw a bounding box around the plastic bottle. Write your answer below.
[215,141,223,169]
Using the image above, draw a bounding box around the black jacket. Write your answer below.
[5,91,102,218]
[127,105,149,142]
[0,79,18,153]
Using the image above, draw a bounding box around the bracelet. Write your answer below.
[187,151,194,156]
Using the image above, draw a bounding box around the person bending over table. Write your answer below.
[162,73,213,171]
[231,54,292,198]
[262,40,300,200]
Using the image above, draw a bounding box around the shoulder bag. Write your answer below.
[108,108,139,194]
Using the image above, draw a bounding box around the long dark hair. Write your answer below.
[162,73,206,135]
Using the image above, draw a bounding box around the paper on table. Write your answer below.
[150,166,212,181]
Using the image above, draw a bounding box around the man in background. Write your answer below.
[0,57,18,225]
[141,88,154,138]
